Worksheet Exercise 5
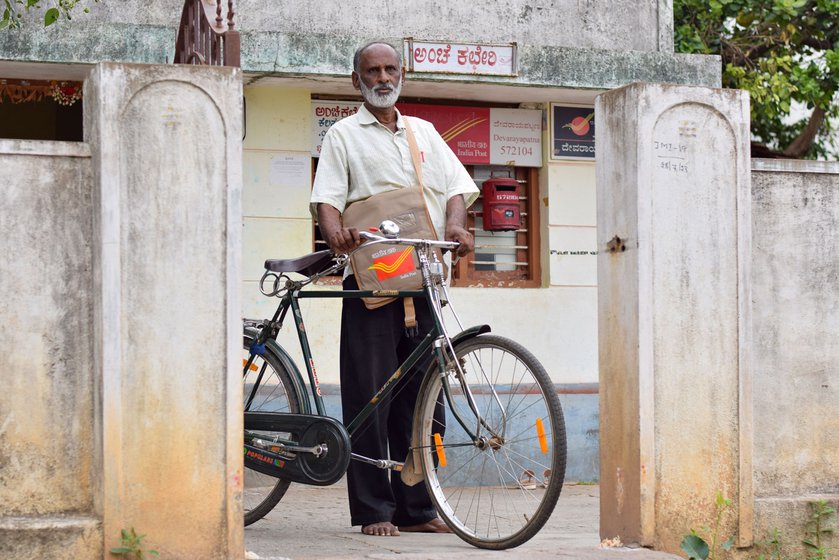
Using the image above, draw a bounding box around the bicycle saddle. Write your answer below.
[264,250,335,277]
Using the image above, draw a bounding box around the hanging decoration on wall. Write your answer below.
[49,81,83,106]
[0,79,83,106]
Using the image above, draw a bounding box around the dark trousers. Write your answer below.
[340,275,437,527]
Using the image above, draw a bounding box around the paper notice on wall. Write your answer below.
[269,152,310,187]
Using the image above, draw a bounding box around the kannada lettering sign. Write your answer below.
[489,108,542,167]
[551,104,596,160]
[311,101,542,167]
[404,39,517,76]
[398,104,490,163]
[398,103,542,167]
[311,101,361,156]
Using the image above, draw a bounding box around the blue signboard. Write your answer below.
[551,104,595,160]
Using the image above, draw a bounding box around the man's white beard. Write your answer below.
[359,79,402,109]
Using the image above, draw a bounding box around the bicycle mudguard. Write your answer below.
[264,339,312,415]
[244,328,312,415]
[449,324,491,346]
[244,413,350,486]
[401,324,491,487]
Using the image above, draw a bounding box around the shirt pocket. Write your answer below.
[414,139,448,196]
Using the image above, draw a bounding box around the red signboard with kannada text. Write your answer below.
[398,103,491,165]
[311,101,542,167]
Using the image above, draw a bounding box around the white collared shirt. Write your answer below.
[310,104,479,240]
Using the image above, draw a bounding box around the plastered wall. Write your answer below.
[242,86,313,283]
[0,140,100,560]
[750,160,839,557]
[0,1,720,95]
[0,63,244,560]
[240,85,344,384]
[596,83,752,552]
[80,0,672,53]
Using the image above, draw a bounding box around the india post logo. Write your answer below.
[368,247,416,280]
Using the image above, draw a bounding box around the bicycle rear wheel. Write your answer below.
[413,334,566,549]
[243,332,302,526]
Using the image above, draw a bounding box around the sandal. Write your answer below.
[510,469,538,490]
[542,468,552,488]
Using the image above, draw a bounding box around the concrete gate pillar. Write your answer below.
[595,83,752,553]
[86,63,243,558]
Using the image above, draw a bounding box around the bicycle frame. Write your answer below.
[251,285,490,442]
[244,238,500,461]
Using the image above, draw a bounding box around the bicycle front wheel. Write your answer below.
[243,332,302,526]
[413,334,566,549]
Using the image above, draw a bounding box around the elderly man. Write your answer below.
[310,41,478,537]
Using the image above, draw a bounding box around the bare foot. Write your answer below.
[361,521,400,536]
[399,517,452,533]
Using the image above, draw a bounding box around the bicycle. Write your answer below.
[242,221,567,550]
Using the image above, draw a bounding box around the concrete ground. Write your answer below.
[244,481,680,560]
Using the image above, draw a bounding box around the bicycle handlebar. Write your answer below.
[354,231,460,254]
[259,232,459,297]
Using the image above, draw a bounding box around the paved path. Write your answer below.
[244,482,680,560]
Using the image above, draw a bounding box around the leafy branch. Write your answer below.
[1,0,100,30]
[675,0,839,159]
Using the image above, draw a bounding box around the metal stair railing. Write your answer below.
[174,0,240,68]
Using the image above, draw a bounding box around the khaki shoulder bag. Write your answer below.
[341,117,444,313]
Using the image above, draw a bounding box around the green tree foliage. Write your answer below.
[1,0,99,30]
[674,0,839,159]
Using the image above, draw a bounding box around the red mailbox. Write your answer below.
[481,177,520,231]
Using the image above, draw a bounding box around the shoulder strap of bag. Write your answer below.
[401,116,422,332]
[402,116,423,190]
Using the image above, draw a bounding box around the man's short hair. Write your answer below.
[353,41,402,73]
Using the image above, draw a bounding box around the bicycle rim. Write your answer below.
[243,334,300,525]
[414,334,566,549]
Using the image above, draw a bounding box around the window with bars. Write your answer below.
[451,165,540,287]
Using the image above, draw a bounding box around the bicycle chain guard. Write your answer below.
[244,413,350,486]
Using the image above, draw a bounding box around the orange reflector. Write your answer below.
[536,418,548,454]
[433,433,447,467]
[243,359,258,372]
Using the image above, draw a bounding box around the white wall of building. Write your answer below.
[82,0,672,54]
[241,84,600,386]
